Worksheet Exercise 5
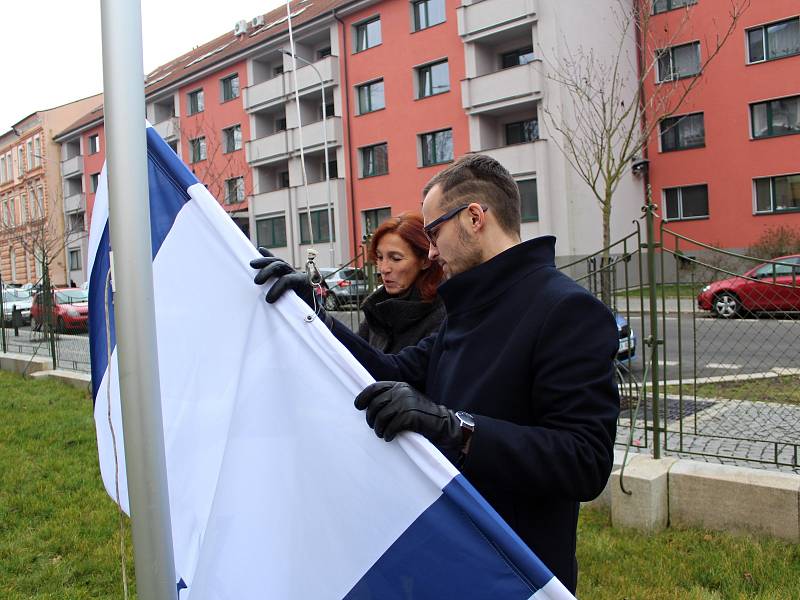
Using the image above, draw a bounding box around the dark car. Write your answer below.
[615,312,636,361]
[697,255,800,318]
[318,267,369,309]
[31,288,90,333]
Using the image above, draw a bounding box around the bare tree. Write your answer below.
[540,0,750,303]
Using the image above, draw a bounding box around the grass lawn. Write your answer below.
[2,370,799,598]
[667,375,800,405]
[616,283,704,300]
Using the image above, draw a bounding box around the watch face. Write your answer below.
[456,411,475,429]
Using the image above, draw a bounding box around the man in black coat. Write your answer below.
[251,154,619,593]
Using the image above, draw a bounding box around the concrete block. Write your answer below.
[611,456,677,532]
[30,369,91,392]
[0,352,52,375]
[669,460,800,542]
[583,449,640,511]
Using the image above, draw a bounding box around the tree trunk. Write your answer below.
[600,200,613,307]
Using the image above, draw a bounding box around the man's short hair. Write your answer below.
[423,154,521,237]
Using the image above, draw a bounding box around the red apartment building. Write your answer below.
[644,0,800,249]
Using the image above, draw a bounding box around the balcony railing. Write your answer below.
[246,131,290,165]
[64,192,86,214]
[461,62,541,114]
[290,117,342,153]
[479,141,539,176]
[245,55,339,112]
[153,117,179,141]
[458,0,537,41]
[61,155,84,178]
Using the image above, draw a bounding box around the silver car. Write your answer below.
[2,288,33,325]
[318,267,370,309]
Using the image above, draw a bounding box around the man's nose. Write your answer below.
[428,244,438,262]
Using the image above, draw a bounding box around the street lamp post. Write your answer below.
[280,49,335,268]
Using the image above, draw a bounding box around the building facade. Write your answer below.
[644,0,800,249]
[0,95,102,286]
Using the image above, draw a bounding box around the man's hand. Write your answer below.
[250,247,317,310]
[355,381,463,456]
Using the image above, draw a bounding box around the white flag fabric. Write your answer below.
[88,126,575,599]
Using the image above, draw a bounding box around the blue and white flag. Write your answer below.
[88,125,574,599]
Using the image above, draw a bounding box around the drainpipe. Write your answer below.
[333,7,360,263]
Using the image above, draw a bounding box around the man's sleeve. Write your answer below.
[462,292,620,502]
[330,318,436,391]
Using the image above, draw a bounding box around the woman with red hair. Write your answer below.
[358,212,445,353]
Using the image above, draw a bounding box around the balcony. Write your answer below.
[153,117,179,141]
[302,178,345,209]
[458,0,537,42]
[251,187,291,216]
[480,141,538,176]
[286,56,339,97]
[462,62,541,115]
[291,117,342,154]
[244,75,286,112]
[61,155,83,178]
[64,192,86,214]
[246,131,290,165]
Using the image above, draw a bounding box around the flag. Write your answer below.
[88,125,575,599]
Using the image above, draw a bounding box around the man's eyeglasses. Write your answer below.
[423,204,489,247]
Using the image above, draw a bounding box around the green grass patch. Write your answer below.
[3,370,799,598]
[0,370,135,599]
[667,375,800,405]
[578,508,800,599]
[617,283,704,299]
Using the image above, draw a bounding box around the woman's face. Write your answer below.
[375,232,430,296]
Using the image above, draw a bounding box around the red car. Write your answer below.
[31,288,90,332]
[697,255,800,318]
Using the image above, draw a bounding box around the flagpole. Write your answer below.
[99,1,177,599]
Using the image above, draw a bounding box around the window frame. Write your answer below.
[518,178,539,223]
[501,46,535,69]
[750,95,800,140]
[419,128,454,167]
[505,119,539,145]
[90,173,100,194]
[356,79,385,114]
[753,173,800,214]
[69,249,82,271]
[417,59,450,99]
[412,0,446,32]
[256,214,288,249]
[299,208,335,244]
[652,0,697,15]
[189,137,207,163]
[362,206,392,236]
[187,89,205,115]
[222,124,243,153]
[662,184,709,221]
[659,112,705,152]
[220,73,240,103]
[354,16,382,53]
[88,134,100,155]
[746,17,800,64]
[360,143,389,178]
[656,41,701,82]
[224,176,246,205]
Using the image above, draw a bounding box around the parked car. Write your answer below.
[319,267,369,309]
[2,288,33,325]
[697,255,800,318]
[31,288,90,333]
[615,312,636,361]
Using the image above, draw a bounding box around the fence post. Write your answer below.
[644,185,661,459]
[43,262,58,371]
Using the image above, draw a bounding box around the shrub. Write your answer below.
[748,226,800,260]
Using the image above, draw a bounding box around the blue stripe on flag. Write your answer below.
[90,128,197,402]
[344,474,555,599]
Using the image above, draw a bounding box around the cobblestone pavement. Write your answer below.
[617,393,800,474]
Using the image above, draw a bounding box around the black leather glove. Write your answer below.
[250,247,317,310]
[355,381,463,457]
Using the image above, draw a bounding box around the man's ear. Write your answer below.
[468,203,486,230]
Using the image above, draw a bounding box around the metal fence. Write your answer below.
[563,205,800,472]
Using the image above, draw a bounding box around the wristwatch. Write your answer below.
[454,411,475,466]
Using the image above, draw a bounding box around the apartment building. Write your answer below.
[0,95,102,286]
[644,0,800,249]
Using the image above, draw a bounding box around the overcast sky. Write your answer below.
[0,0,287,128]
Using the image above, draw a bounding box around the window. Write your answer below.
[361,143,389,177]
[20,192,27,223]
[69,249,82,271]
[664,184,709,220]
[357,80,385,114]
[90,173,100,193]
[653,0,696,15]
[68,212,84,234]
[413,0,445,32]
[518,179,539,222]
[27,140,33,169]
[224,176,245,204]
[187,89,204,115]
[223,124,243,153]
[278,171,290,189]
[88,134,100,154]
[505,119,539,145]
[319,102,335,119]
[754,173,800,214]
[317,47,332,59]
[327,160,338,179]
[34,186,44,219]
[273,65,284,77]
[275,117,287,132]
[17,147,24,176]
[659,113,705,151]
[747,17,800,63]
[751,95,800,139]
[355,17,381,52]
[5,152,12,181]
[0,157,5,184]
[256,215,287,248]
[34,137,41,166]
[656,41,700,82]
[420,129,453,166]
[220,74,240,102]
[189,137,207,163]
[417,60,449,98]
[300,208,335,243]
[501,47,535,69]
[363,207,391,235]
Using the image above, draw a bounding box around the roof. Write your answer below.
[56,0,351,140]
